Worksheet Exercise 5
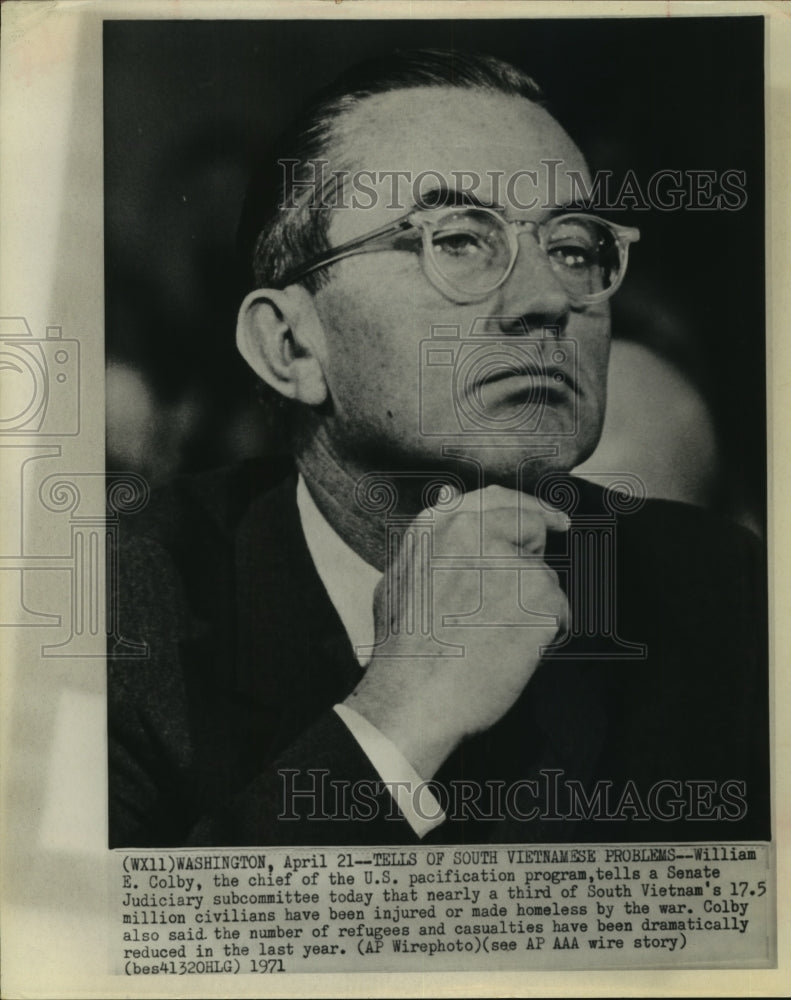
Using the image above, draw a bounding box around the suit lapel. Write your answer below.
[233,473,363,753]
[229,466,612,840]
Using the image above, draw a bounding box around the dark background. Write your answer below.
[103,16,765,528]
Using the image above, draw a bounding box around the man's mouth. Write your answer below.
[472,364,578,403]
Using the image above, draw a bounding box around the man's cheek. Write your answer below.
[580,339,610,391]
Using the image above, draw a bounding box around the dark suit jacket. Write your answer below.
[108,458,769,847]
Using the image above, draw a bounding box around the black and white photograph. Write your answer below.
[1,1,789,995]
[106,17,769,848]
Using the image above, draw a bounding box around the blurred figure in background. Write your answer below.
[576,339,720,509]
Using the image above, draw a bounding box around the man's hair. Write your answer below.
[240,49,545,294]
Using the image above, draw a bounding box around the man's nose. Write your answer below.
[497,229,571,331]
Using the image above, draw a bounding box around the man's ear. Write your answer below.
[236,287,329,407]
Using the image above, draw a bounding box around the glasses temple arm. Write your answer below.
[278,215,416,288]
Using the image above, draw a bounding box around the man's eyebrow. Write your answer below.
[412,183,502,212]
[412,187,597,216]
[549,201,597,216]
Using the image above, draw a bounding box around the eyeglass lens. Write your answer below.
[427,209,624,300]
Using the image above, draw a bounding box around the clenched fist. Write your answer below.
[344,485,569,779]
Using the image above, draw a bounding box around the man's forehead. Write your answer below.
[341,87,582,169]
[327,85,590,230]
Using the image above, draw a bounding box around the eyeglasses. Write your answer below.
[279,205,640,306]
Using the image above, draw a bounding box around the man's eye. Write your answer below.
[432,229,488,256]
[547,242,598,270]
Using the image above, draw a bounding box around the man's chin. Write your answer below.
[421,441,589,495]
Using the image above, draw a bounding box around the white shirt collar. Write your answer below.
[296,474,382,666]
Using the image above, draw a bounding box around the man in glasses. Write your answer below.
[109,49,767,847]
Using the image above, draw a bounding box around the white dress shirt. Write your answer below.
[296,475,445,837]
